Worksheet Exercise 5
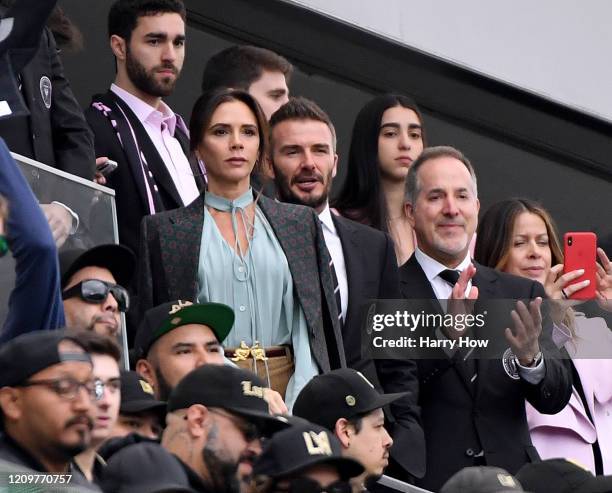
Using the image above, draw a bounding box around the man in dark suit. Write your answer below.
[399,145,572,491]
[0,0,94,180]
[267,97,425,482]
[85,0,205,256]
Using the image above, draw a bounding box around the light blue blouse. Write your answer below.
[197,189,318,408]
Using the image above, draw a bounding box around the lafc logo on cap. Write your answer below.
[169,300,193,314]
[139,380,154,395]
[497,474,516,487]
[241,381,265,399]
[303,431,332,456]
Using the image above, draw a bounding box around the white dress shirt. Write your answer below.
[111,84,199,206]
[318,204,348,322]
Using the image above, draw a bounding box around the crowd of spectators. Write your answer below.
[0,1,611,492]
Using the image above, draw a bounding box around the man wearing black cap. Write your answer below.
[440,466,526,493]
[293,369,404,493]
[59,243,135,338]
[99,442,197,493]
[162,364,288,493]
[0,330,101,489]
[252,421,364,493]
[108,370,166,441]
[516,458,612,493]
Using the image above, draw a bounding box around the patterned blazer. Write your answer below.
[137,193,346,372]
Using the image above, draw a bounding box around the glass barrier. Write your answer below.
[0,153,125,364]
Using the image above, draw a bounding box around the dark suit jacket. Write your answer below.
[84,90,205,256]
[332,215,425,479]
[0,26,94,179]
[137,193,346,373]
[399,255,572,491]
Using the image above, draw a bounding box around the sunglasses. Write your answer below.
[275,478,352,493]
[62,279,130,312]
[208,408,262,442]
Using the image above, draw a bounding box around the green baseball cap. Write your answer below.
[135,300,234,358]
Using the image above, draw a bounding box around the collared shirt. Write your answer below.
[110,84,199,206]
[414,247,473,300]
[318,204,348,322]
[413,247,545,383]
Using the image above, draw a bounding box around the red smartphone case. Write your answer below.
[563,232,597,300]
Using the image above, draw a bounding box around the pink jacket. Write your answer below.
[526,312,612,474]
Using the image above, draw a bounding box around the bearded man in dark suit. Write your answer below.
[268,97,425,483]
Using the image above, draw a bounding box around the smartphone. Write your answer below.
[97,159,118,177]
[563,232,597,300]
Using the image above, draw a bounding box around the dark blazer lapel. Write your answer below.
[332,215,359,331]
[98,92,151,210]
[258,197,322,333]
[110,92,183,208]
[159,194,205,301]
[472,262,500,398]
[399,255,443,315]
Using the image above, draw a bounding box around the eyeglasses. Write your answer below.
[208,408,261,442]
[275,478,352,493]
[0,235,8,258]
[62,279,130,312]
[94,377,121,397]
[18,376,103,401]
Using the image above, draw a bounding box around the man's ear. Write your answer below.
[135,359,159,396]
[331,154,338,179]
[185,404,209,439]
[265,155,275,178]
[333,417,351,449]
[0,387,22,422]
[405,201,416,228]
[110,35,127,61]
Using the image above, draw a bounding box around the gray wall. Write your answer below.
[290,0,612,123]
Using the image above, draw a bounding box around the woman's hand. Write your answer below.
[544,264,587,323]
[596,247,612,312]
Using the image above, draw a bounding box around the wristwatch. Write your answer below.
[515,351,543,368]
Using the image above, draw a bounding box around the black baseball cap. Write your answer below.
[293,368,407,431]
[59,244,135,288]
[134,300,234,359]
[167,365,288,434]
[119,371,166,416]
[441,466,527,493]
[253,422,364,480]
[99,442,197,493]
[516,459,612,493]
[0,330,92,387]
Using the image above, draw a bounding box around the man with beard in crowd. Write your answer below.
[85,0,205,258]
[162,365,288,493]
[60,243,134,339]
[0,330,102,489]
[134,300,287,414]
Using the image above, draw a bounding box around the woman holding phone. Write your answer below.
[475,198,612,474]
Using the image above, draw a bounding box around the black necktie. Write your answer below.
[439,269,460,286]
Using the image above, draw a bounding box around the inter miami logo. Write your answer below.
[40,76,52,109]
